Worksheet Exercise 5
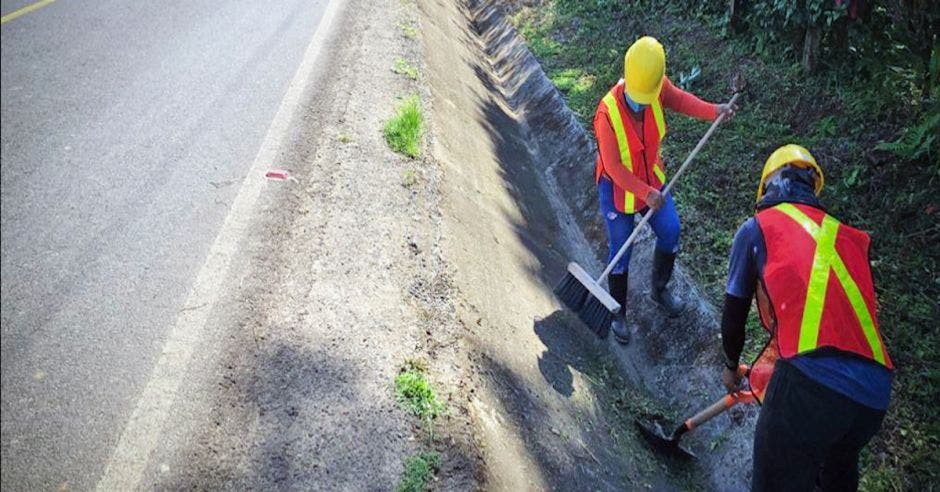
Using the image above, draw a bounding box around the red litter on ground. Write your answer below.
[265,169,291,180]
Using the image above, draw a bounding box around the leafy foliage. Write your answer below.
[875,110,939,160]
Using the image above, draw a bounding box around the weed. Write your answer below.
[337,133,353,144]
[401,169,418,188]
[384,95,423,158]
[399,21,419,39]
[396,451,440,492]
[875,110,939,160]
[709,431,730,451]
[393,58,419,81]
[677,65,702,91]
[395,359,445,439]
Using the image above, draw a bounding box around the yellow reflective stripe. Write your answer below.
[624,192,635,212]
[651,99,667,184]
[774,204,886,363]
[651,99,666,140]
[603,91,637,212]
[602,93,633,171]
[797,215,837,352]
[828,248,885,364]
[775,203,821,237]
[653,162,666,183]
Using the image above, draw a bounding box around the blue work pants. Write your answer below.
[598,177,680,275]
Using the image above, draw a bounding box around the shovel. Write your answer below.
[635,364,755,460]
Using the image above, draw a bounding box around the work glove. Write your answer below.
[722,364,743,393]
[716,101,737,122]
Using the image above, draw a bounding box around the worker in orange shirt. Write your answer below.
[594,36,736,343]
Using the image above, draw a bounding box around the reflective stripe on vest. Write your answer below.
[601,88,667,213]
[774,203,887,365]
[602,91,636,212]
[649,99,667,182]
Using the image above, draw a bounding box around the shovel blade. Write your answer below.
[634,418,697,460]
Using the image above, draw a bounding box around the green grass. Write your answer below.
[393,361,445,489]
[384,95,423,158]
[337,133,353,144]
[399,21,419,39]
[396,451,440,492]
[510,1,939,488]
[395,359,445,432]
[394,58,419,81]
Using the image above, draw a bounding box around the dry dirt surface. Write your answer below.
[130,0,481,488]
[115,0,754,489]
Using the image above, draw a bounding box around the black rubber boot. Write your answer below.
[650,250,685,318]
[608,273,632,344]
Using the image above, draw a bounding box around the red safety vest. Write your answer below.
[750,203,892,400]
[594,80,667,214]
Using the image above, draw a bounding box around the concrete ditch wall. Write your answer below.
[465,1,759,489]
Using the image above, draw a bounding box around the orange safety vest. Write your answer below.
[749,203,893,400]
[594,80,668,214]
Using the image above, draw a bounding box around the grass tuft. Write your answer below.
[395,359,444,422]
[393,58,419,81]
[337,133,353,144]
[399,21,419,39]
[384,95,423,158]
[401,169,418,188]
[396,451,440,492]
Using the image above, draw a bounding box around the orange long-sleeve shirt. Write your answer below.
[594,76,717,208]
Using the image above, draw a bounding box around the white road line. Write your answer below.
[95,1,346,489]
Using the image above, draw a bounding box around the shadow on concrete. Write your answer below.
[534,310,608,399]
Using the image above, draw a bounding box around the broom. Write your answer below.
[554,92,741,336]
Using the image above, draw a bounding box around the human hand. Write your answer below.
[646,189,665,211]
[716,101,737,122]
[722,365,743,393]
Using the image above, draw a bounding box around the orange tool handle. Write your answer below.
[683,364,754,431]
[683,390,755,431]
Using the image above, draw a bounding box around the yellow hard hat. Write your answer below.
[624,36,665,105]
[757,144,825,203]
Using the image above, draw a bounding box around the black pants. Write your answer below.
[752,360,886,492]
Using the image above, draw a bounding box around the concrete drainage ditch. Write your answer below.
[421,0,760,489]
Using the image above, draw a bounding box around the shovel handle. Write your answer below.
[596,92,741,283]
[671,387,755,440]
[683,390,754,432]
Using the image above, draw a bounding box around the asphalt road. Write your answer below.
[1,0,331,489]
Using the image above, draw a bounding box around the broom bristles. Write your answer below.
[553,262,619,338]
[553,272,589,312]
[578,296,613,338]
